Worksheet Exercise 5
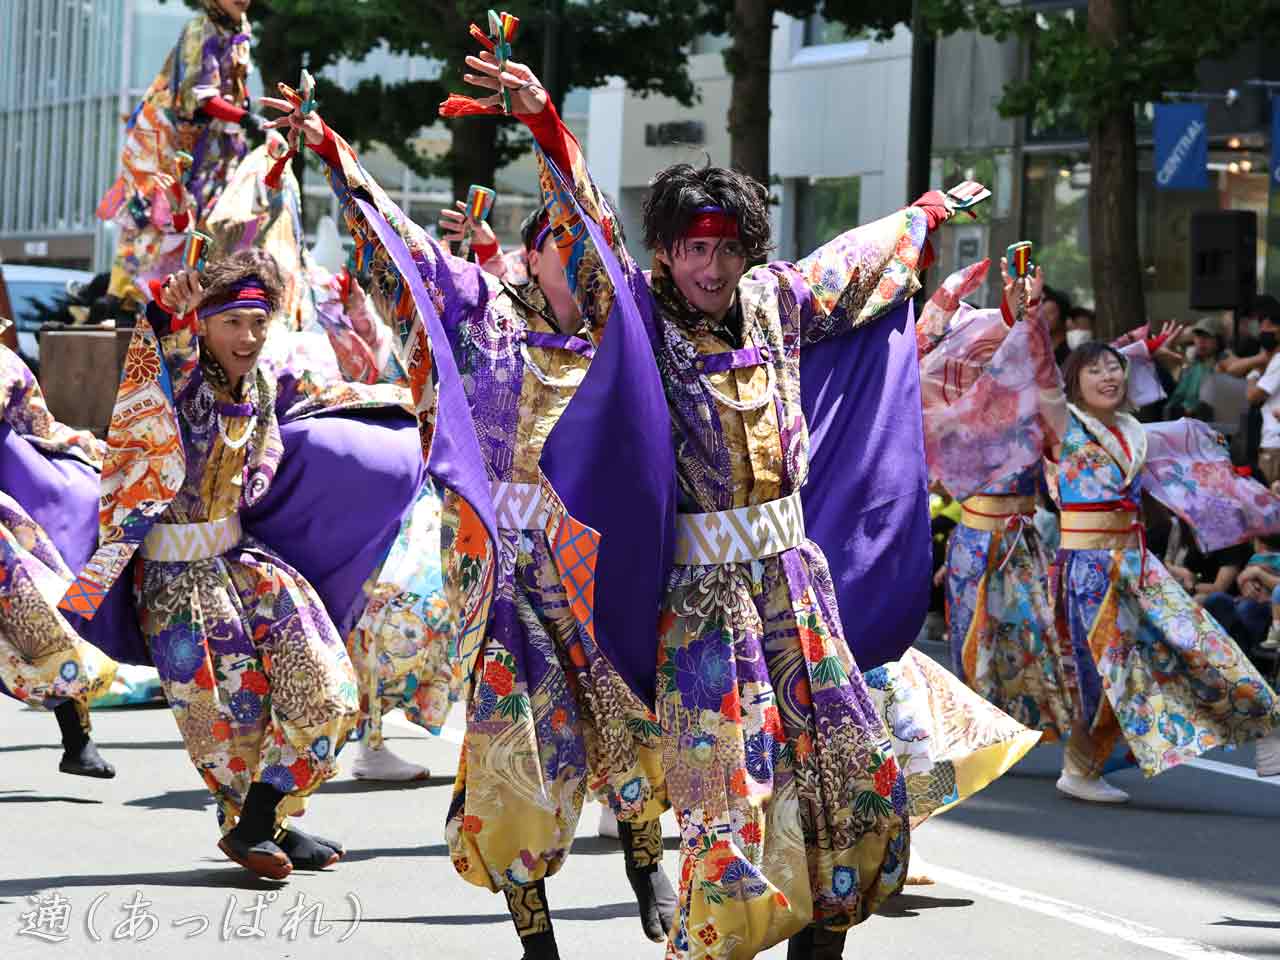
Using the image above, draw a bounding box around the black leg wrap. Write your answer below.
[620,819,676,943]
[504,879,559,960]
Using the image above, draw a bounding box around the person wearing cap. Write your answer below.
[1164,322,1224,421]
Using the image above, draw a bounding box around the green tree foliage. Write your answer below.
[178,0,704,197]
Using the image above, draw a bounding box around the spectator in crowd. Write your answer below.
[1246,308,1280,482]
[1043,284,1073,365]
[1066,306,1096,343]
[1202,534,1280,657]
[1165,323,1225,421]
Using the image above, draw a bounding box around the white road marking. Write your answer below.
[1183,756,1280,788]
[928,865,1252,960]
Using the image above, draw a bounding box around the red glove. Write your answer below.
[911,191,952,233]
[471,236,500,264]
[305,121,343,169]
[201,95,247,124]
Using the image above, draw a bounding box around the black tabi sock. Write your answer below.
[619,819,676,942]
[234,782,286,844]
[54,701,89,753]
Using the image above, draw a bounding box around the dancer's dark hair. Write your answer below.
[200,249,285,316]
[642,161,773,262]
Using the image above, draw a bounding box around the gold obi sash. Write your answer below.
[959,494,1036,532]
[1059,509,1142,551]
[673,491,805,566]
[140,515,243,562]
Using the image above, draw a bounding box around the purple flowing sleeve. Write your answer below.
[801,302,932,670]
[1142,418,1280,553]
[921,303,1066,500]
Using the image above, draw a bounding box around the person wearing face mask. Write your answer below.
[1050,343,1280,798]
[1165,323,1224,421]
[1064,306,1095,351]
[1043,285,1073,364]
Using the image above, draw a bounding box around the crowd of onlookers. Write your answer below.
[925,286,1280,681]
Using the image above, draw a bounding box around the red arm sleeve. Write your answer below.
[200,95,247,124]
[516,101,577,178]
[306,121,343,171]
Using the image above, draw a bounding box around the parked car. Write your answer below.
[0,264,95,371]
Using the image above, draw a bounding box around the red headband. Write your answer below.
[198,282,271,320]
[684,207,739,241]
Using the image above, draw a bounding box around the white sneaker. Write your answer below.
[352,741,429,781]
[1055,772,1130,804]
[1260,624,1280,651]
[597,804,620,839]
[1256,728,1280,777]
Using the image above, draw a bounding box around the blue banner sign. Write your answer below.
[1272,99,1280,188]
[1154,103,1208,190]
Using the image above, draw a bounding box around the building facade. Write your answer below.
[587,18,913,264]
[0,0,567,272]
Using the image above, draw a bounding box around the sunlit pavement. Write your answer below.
[4,640,1278,959]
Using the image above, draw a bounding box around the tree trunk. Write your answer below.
[906,0,936,204]
[449,118,500,204]
[726,0,773,185]
[1087,0,1145,339]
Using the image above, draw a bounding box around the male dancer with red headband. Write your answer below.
[442,51,966,960]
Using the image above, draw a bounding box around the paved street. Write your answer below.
[4,639,1278,960]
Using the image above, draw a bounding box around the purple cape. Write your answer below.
[352,195,499,567]
[800,302,931,670]
[539,172,677,708]
[1,423,146,664]
[242,409,425,637]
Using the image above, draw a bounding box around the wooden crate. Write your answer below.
[38,327,132,434]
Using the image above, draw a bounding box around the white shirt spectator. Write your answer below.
[1256,353,1280,448]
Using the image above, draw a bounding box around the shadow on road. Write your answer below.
[877,893,975,918]
[320,776,453,793]
[124,788,213,812]
[0,792,101,805]
[0,866,286,897]
[0,739,185,754]
[340,844,450,863]
[357,901,636,926]
[571,835,680,855]
[1211,916,1280,930]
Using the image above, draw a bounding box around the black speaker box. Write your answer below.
[1189,210,1257,311]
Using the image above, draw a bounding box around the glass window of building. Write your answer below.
[795,176,860,255]
[803,8,866,46]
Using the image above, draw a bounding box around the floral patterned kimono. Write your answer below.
[98,1,253,305]
[59,303,373,833]
[0,347,117,732]
[1054,406,1280,777]
[529,109,953,953]
[914,260,1073,740]
[202,145,457,749]
[315,124,665,901]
